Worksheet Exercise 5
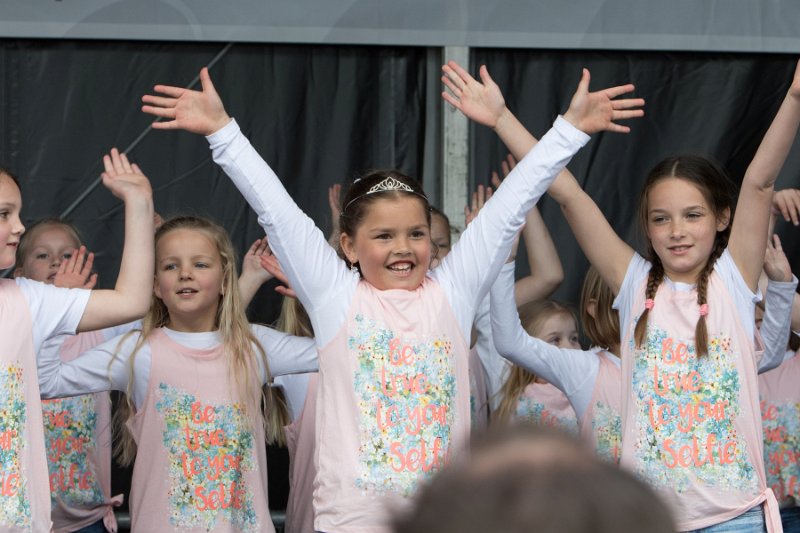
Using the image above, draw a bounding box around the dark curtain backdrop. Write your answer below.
[0,38,432,515]
[469,50,800,304]
[1,40,799,517]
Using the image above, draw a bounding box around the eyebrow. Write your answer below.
[648,205,707,213]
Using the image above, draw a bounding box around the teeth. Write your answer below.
[389,264,412,272]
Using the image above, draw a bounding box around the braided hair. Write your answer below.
[634,156,736,357]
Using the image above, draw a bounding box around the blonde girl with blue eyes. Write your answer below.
[37,216,318,532]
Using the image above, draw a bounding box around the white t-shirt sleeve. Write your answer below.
[472,294,510,404]
[757,275,798,373]
[17,277,91,353]
[432,116,590,337]
[38,330,142,401]
[251,325,318,382]
[490,262,598,418]
[273,373,312,421]
[612,252,651,339]
[206,119,357,345]
[713,249,761,341]
[101,319,144,342]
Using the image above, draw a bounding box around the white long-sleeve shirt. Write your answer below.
[38,325,318,409]
[206,116,590,346]
[757,275,798,372]
[490,262,610,419]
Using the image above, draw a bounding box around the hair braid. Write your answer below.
[694,238,726,357]
[634,260,664,350]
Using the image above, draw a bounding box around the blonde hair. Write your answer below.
[579,266,620,354]
[15,218,82,271]
[113,216,283,464]
[494,300,577,424]
[266,296,316,439]
[276,296,314,338]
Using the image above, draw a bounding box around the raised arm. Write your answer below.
[490,262,598,419]
[442,62,641,293]
[490,156,563,303]
[142,68,351,342]
[729,60,800,290]
[758,234,798,372]
[77,150,154,332]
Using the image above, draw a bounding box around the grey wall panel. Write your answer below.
[2,0,800,52]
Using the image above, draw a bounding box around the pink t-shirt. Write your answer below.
[468,346,490,432]
[284,373,318,533]
[314,279,469,533]
[512,381,579,434]
[127,329,273,532]
[579,351,622,464]
[759,351,800,508]
[43,330,118,533]
[620,269,779,530]
[0,279,52,532]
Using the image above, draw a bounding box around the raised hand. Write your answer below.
[242,238,274,284]
[490,153,518,188]
[141,67,231,136]
[441,62,507,128]
[772,188,800,226]
[101,149,152,202]
[328,183,342,245]
[464,184,493,227]
[260,254,297,299]
[764,234,792,282]
[562,69,645,134]
[53,246,98,289]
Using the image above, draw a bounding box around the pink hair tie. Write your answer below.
[699,304,709,317]
[644,299,654,310]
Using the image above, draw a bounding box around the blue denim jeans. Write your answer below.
[687,506,766,533]
[781,506,800,533]
[74,519,107,533]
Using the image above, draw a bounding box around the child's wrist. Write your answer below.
[493,107,515,132]
[208,114,233,136]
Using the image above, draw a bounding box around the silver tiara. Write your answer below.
[343,176,428,213]
[365,177,414,194]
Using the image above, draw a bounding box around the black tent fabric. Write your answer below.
[1,39,798,520]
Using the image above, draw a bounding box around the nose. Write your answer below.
[179,266,193,280]
[394,236,411,255]
[669,219,685,239]
[12,215,24,237]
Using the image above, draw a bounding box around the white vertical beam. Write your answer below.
[441,46,470,238]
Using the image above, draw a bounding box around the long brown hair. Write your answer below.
[495,300,578,424]
[633,156,735,357]
[580,266,620,355]
[113,216,282,464]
